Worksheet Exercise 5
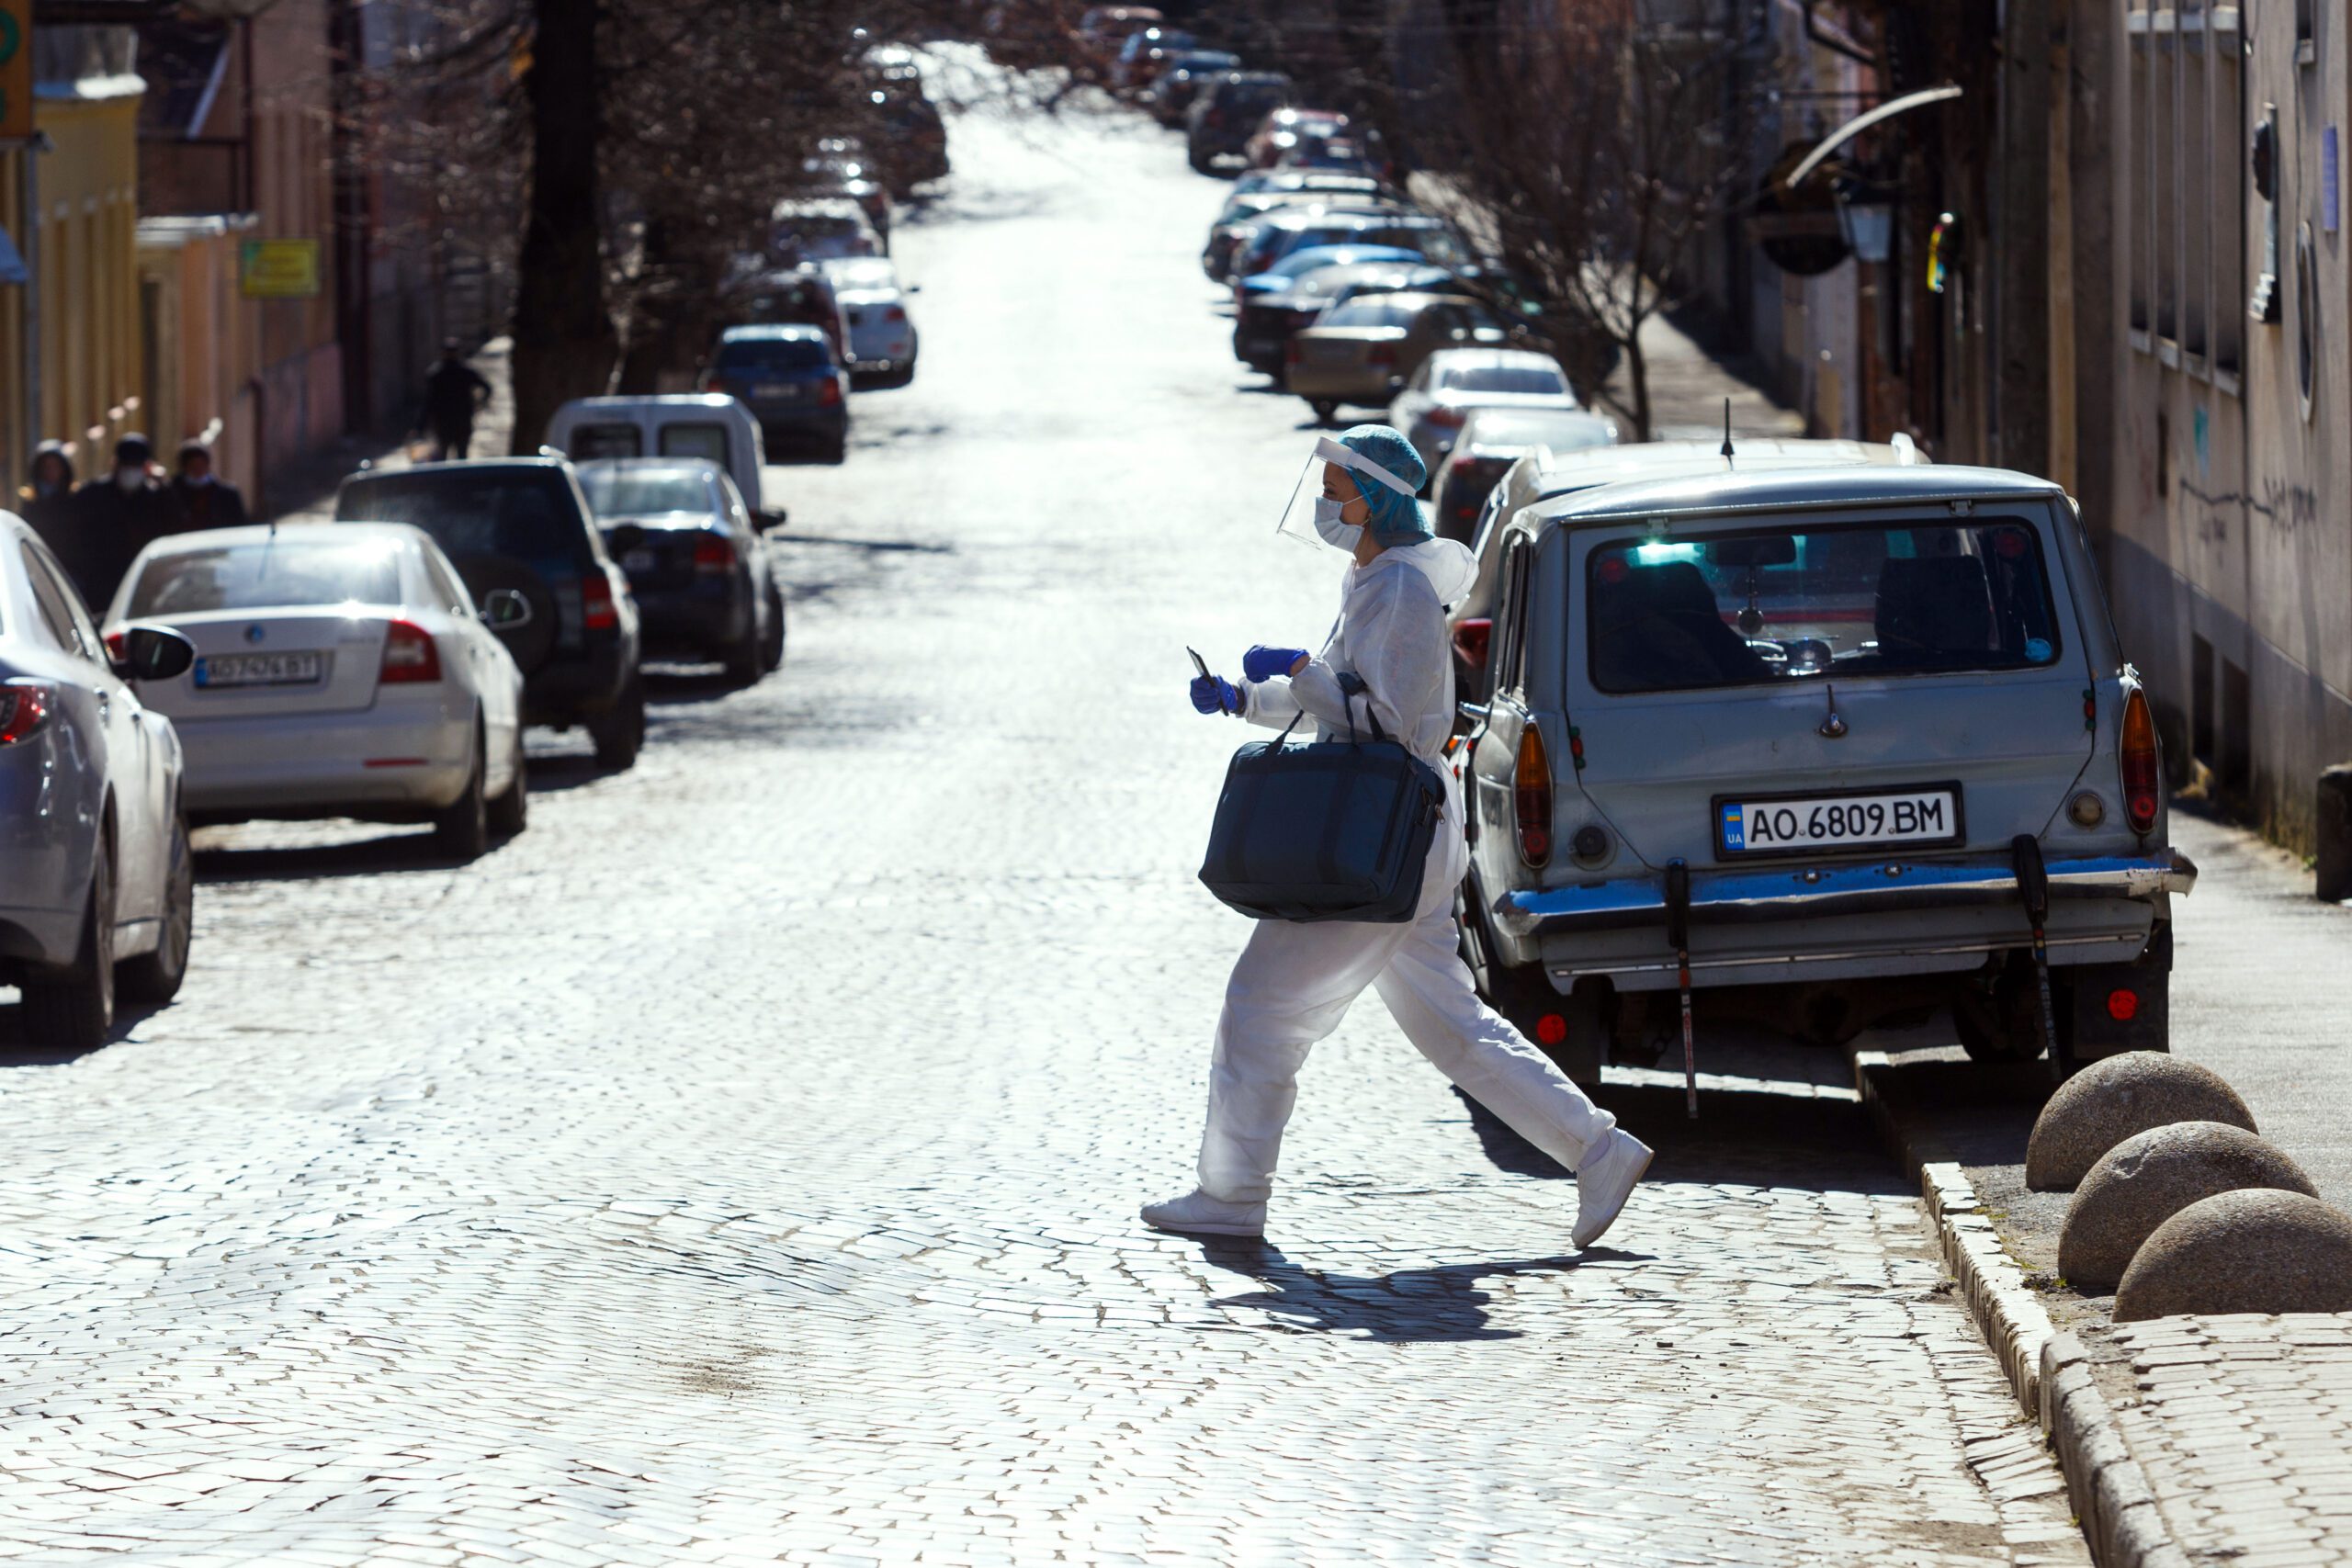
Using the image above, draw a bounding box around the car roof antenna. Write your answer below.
[1721,397,1736,466]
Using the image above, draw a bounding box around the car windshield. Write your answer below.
[1446,363,1567,394]
[1587,519,2064,693]
[717,337,831,372]
[1465,410,1608,447]
[129,539,404,616]
[825,259,898,290]
[579,468,712,517]
[336,471,589,565]
[1318,300,1415,331]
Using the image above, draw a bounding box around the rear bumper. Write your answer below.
[176,705,475,815]
[523,639,633,724]
[1284,364,1398,403]
[637,588,752,656]
[1493,848,2197,992]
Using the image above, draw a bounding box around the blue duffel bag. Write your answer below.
[1198,677,1448,923]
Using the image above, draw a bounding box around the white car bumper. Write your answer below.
[176,703,475,816]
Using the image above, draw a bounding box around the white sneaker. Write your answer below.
[1572,1130,1654,1248]
[1140,1189,1267,1237]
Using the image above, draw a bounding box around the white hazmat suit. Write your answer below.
[1186,532,1623,1214]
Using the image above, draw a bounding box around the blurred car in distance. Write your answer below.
[1245,107,1348,169]
[1232,209,1469,288]
[545,395,774,524]
[700,324,852,464]
[107,525,529,857]
[1228,252,1425,374]
[1186,72,1290,173]
[1079,5,1164,56]
[770,197,883,265]
[1144,50,1240,124]
[722,265,849,365]
[1387,347,1584,476]
[1204,193,1411,281]
[334,459,648,768]
[802,137,892,242]
[1430,406,1620,550]
[1112,27,1195,91]
[0,513,197,1047]
[820,256,920,389]
[577,460,785,685]
[1283,292,1518,423]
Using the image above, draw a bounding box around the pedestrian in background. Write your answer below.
[417,340,492,460]
[19,440,101,599]
[171,439,250,531]
[1150,425,1653,1247]
[68,434,183,607]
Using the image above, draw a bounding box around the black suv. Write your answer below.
[1186,73,1291,174]
[334,459,648,767]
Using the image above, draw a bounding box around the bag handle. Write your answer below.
[1335,671,1390,746]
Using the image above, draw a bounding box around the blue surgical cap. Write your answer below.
[1338,423,1432,547]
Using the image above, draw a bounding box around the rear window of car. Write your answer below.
[336,471,592,566]
[658,424,731,465]
[568,423,642,460]
[716,337,831,373]
[579,469,713,517]
[129,540,405,616]
[1586,519,2064,694]
[1446,364,1567,395]
[1319,300,1413,330]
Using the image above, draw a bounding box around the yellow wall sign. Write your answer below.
[0,2,31,142]
[241,239,322,299]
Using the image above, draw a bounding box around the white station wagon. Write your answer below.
[1454,464,2195,1083]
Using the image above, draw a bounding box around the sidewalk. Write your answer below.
[1602,306,1805,445]
[260,339,518,525]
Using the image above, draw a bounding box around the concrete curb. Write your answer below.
[1850,1048,2186,1568]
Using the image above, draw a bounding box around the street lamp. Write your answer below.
[1838,197,1894,265]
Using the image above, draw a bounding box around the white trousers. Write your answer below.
[1196,832,1617,1204]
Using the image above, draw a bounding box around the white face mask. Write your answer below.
[185,470,214,487]
[1312,495,1363,552]
[116,468,144,492]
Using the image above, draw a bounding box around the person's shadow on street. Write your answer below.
[1189,1236,1645,1342]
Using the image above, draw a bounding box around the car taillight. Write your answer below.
[885,306,906,322]
[1453,616,1492,672]
[820,378,843,406]
[1286,338,1304,363]
[1427,406,1466,427]
[379,619,442,683]
[693,535,735,575]
[2120,686,2160,834]
[0,680,54,745]
[103,630,127,661]
[581,574,618,631]
[1514,724,1553,867]
[1367,344,1397,367]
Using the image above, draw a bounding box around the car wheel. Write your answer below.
[590,672,646,770]
[119,813,193,1005]
[723,626,763,685]
[759,585,787,671]
[433,728,491,861]
[21,833,115,1050]
[487,735,528,838]
[1953,966,2049,1064]
[1308,400,1339,425]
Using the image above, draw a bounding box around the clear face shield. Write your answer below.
[1274,435,1419,553]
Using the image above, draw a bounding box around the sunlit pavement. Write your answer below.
[0,72,2085,1565]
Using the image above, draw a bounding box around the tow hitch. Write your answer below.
[1667,859,1697,1118]
[2011,834,2063,1078]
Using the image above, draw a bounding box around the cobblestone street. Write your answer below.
[0,94,2085,1565]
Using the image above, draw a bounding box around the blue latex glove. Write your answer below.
[1243,645,1310,682]
[1190,673,1243,716]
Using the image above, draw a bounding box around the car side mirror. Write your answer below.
[112,624,195,683]
[906,283,922,294]
[757,507,788,530]
[481,589,534,629]
[605,523,648,556]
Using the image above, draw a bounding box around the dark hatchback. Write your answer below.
[701,325,851,464]
[1186,72,1291,172]
[577,458,785,685]
[334,459,648,767]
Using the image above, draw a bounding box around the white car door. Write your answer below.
[23,541,166,926]
[420,544,521,784]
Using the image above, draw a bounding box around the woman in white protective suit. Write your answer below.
[1148,424,1653,1245]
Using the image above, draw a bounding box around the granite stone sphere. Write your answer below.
[2114,1189,2352,1322]
[2024,1052,2256,1191]
[2057,1122,2316,1292]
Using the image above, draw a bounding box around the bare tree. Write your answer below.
[1419,0,1775,438]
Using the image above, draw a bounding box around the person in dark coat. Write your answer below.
[417,341,493,460]
[170,439,251,532]
[68,434,185,608]
[18,440,106,599]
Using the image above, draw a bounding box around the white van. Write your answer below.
[544,396,779,525]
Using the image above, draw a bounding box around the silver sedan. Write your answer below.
[0,513,198,1049]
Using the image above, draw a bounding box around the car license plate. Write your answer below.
[1717,786,1962,856]
[196,651,326,689]
[623,548,658,574]
[752,382,798,400]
